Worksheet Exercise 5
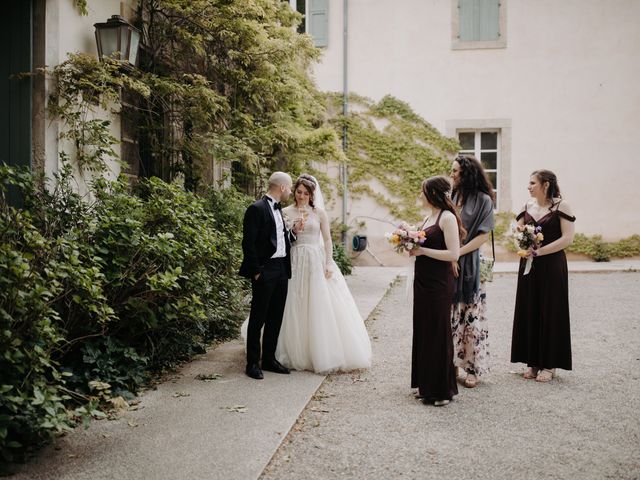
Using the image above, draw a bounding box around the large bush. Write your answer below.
[0,165,249,465]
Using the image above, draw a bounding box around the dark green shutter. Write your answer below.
[1,1,32,206]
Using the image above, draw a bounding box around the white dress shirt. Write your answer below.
[266,195,286,258]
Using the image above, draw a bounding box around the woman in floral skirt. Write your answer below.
[449,155,495,388]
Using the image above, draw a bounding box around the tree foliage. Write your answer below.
[135,0,343,191]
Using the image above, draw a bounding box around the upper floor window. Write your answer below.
[452,0,507,50]
[289,0,328,48]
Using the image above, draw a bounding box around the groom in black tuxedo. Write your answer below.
[239,172,302,379]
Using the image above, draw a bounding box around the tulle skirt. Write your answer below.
[275,243,372,373]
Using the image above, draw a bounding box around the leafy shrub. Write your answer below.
[332,242,353,276]
[0,165,250,464]
[0,167,74,465]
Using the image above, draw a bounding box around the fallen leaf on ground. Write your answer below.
[223,405,247,413]
[195,373,223,381]
[310,407,330,413]
[173,391,190,398]
[109,396,129,411]
[127,421,139,427]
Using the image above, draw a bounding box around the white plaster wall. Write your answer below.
[313,0,640,241]
[44,0,134,193]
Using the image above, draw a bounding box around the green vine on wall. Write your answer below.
[48,53,150,175]
[73,0,88,16]
[326,93,459,223]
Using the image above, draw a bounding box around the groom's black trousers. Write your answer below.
[247,257,289,366]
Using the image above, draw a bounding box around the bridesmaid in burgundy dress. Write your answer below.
[409,176,464,406]
[511,170,576,383]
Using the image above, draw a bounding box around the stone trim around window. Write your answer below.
[445,119,512,212]
[451,0,507,50]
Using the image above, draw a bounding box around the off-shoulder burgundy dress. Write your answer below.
[511,203,576,370]
[411,211,458,401]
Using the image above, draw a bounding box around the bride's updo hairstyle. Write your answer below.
[532,169,562,207]
[422,176,466,242]
[294,175,316,209]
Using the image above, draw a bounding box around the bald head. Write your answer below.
[267,171,293,201]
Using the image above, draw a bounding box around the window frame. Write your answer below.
[446,119,512,212]
[451,0,507,50]
[457,130,500,208]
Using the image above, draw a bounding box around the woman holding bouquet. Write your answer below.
[449,155,495,388]
[511,170,576,382]
[409,176,463,406]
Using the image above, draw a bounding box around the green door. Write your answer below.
[0,1,32,171]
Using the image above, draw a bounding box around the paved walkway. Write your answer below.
[13,262,639,479]
[14,267,403,480]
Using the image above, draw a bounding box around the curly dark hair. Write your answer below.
[422,176,466,242]
[293,176,316,209]
[452,154,495,204]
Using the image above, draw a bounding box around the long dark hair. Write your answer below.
[293,175,316,209]
[452,154,495,204]
[532,169,562,208]
[422,176,466,242]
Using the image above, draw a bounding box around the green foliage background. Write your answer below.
[0,166,249,466]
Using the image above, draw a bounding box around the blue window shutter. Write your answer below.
[459,0,500,41]
[309,0,328,47]
[458,0,476,41]
[478,0,500,41]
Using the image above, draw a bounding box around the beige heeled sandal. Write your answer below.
[535,368,555,383]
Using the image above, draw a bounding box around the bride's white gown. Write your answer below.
[275,208,372,373]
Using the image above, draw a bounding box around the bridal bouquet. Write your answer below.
[513,223,544,275]
[386,225,426,253]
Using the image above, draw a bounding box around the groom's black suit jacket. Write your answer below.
[238,196,294,279]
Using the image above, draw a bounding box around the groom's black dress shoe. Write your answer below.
[262,359,290,374]
[246,363,264,379]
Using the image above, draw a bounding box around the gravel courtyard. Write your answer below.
[262,272,640,480]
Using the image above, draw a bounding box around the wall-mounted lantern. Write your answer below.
[94,15,141,66]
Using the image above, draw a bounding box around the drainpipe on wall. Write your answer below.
[341,0,349,248]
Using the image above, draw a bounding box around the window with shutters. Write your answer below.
[289,0,328,48]
[452,0,507,50]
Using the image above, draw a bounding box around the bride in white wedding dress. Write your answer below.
[275,174,372,373]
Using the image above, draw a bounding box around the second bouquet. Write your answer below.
[512,223,544,275]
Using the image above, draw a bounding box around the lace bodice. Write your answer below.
[283,207,321,247]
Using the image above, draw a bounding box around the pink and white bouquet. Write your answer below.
[512,223,544,275]
[386,224,426,254]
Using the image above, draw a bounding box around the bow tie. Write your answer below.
[273,202,281,211]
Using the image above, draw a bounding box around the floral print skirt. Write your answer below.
[451,284,489,376]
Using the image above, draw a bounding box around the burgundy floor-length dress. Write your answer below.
[511,204,576,370]
[411,211,458,401]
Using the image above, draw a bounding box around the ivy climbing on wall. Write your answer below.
[326,93,459,223]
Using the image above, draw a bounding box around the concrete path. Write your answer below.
[13,267,403,480]
[262,272,640,480]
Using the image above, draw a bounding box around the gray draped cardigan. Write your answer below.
[453,191,495,304]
